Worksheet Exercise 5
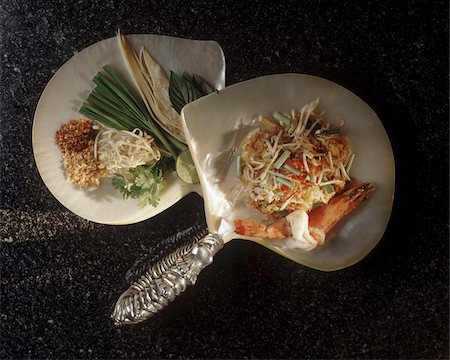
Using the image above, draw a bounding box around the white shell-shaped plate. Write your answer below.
[33,34,225,225]
[182,74,395,271]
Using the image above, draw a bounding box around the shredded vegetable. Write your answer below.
[112,163,165,207]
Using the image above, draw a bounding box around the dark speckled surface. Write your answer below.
[1,0,448,359]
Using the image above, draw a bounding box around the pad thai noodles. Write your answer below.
[238,98,354,217]
[234,98,372,251]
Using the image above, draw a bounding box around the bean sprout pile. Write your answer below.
[95,127,161,174]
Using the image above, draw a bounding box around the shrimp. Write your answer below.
[234,182,374,248]
[234,217,290,239]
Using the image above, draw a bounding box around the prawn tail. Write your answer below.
[308,182,375,234]
[234,218,290,240]
[234,219,268,238]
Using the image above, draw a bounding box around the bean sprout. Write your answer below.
[96,127,161,174]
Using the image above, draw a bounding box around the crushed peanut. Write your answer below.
[56,119,108,188]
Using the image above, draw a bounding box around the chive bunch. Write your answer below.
[79,65,177,159]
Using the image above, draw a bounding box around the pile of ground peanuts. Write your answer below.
[55,119,108,187]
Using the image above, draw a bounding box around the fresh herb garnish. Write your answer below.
[191,74,214,97]
[112,162,167,207]
[169,71,214,114]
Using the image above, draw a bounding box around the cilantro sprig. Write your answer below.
[112,163,167,207]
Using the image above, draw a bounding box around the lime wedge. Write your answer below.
[176,150,199,184]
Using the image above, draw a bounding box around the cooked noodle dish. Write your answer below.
[234,98,374,251]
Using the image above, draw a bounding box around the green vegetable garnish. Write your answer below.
[283,163,300,175]
[273,112,291,126]
[169,71,213,114]
[236,155,241,177]
[273,150,291,169]
[191,74,214,97]
[324,184,335,194]
[112,163,166,207]
[276,176,293,188]
[79,65,177,159]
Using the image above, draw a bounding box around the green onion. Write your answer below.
[322,129,340,135]
[283,163,300,175]
[236,155,241,177]
[321,175,334,194]
[273,150,291,169]
[79,65,177,160]
[273,112,291,126]
[276,176,293,188]
[275,209,289,216]
[166,133,188,152]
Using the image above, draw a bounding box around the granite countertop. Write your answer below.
[1,1,448,359]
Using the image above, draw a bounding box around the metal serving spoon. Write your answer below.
[111,74,395,324]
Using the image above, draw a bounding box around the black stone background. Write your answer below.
[1,0,448,359]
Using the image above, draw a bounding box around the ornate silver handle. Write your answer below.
[112,233,224,325]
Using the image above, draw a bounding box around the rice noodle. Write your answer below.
[238,98,353,216]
